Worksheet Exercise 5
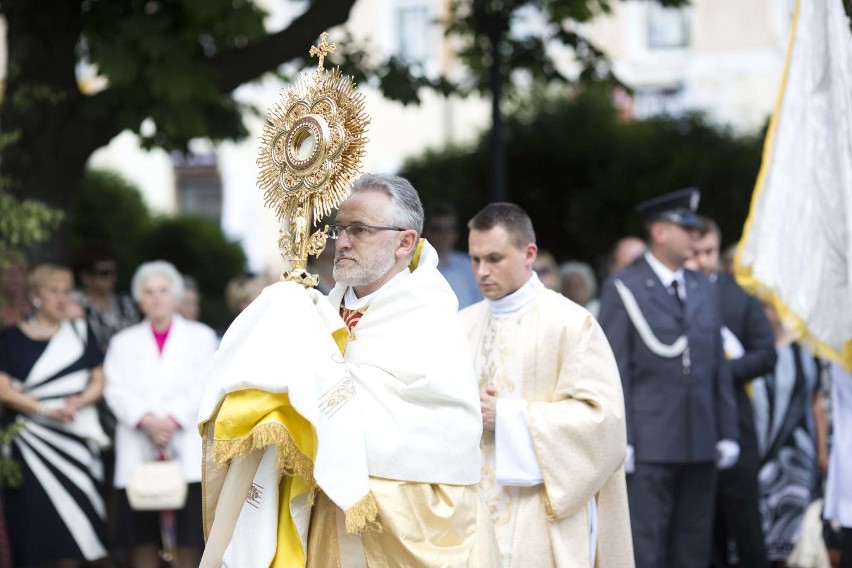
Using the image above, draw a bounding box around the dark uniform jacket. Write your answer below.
[599,256,739,464]
[715,272,776,459]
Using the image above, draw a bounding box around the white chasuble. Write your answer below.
[462,283,635,568]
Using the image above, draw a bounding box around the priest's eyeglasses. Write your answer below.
[328,224,406,240]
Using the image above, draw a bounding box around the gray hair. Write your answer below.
[350,174,424,237]
[131,260,185,303]
[559,261,598,298]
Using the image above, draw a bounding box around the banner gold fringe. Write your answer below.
[213,422,316,486]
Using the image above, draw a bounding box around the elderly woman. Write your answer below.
[0,264,109,566]
[104,260,217,568]
[560,260,600,317]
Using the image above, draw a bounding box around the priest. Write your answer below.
[199,174,498,567]
[461,203,634,567]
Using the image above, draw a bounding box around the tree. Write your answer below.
[401,88,764,270]
[73,168,246,328]
[443,0,690,202]
[0,0,363,262]
[3,0,710,263]
[73,168,153,286]
[6,0,790,264]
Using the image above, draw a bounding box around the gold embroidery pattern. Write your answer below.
[247,483,264,509]
[319,377,356,418]
[475,312,530,561]
[479,316,522,393]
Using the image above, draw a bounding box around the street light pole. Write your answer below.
[488,28,507,204]
[475,0,509,204]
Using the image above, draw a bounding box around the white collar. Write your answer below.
[343,268,411,310]
[645,251,684,290]
[486,272,543,317]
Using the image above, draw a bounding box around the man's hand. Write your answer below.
[716,439,740,470]
[480,387,497,432]
[139,414,178,449]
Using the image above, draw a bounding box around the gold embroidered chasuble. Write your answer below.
[462,287,635,568]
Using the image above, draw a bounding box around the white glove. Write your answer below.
[716,440,740,470]
[624,445,635,475]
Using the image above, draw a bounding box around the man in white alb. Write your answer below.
[461,202,634,568]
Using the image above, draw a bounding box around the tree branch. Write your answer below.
[205,0,359,93]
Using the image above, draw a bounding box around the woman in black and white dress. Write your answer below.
[752,302,819,566]
[0,264,109,566]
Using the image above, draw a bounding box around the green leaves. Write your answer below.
[0,424,24,488]
[79,0,267,149]
[0,193,64,252]
[402,88,762,263]
[74,168,247,327]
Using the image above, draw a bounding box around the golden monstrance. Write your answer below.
[257,32,370,287]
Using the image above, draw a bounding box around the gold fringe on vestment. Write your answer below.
[344,491,380,535]
[213,422,316,486]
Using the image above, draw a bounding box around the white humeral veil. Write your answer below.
[198,281,373,567]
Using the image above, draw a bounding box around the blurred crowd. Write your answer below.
[0,202,848,568]
[0,245,267,567]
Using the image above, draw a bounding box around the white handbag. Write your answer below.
[126,460,188,511]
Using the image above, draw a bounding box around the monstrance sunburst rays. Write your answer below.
[257,32,370,287]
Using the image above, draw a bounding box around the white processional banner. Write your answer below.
[736,0,852,372]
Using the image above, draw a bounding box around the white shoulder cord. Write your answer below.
[613,279,688,359]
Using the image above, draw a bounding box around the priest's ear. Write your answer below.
[524,242,538,270]
[395,229,419,259]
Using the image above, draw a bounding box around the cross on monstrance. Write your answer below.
[309,32,337,72]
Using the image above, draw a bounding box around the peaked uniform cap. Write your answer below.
[635,187,701,228]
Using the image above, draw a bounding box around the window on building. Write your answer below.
[173,153,222,223]
[647,4,690,49]
[632,86,686,119]
[396,2,431,65]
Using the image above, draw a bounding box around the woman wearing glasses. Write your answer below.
[72,244,140,353]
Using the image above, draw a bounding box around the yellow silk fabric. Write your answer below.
[214,389,318,568]
[407,239,425,272]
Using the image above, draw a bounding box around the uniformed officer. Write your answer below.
[598,188,739,567]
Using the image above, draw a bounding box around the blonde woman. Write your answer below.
[104,260,217,568]
[0,264,109,566]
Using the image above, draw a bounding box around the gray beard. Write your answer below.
[333,237,398,288]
